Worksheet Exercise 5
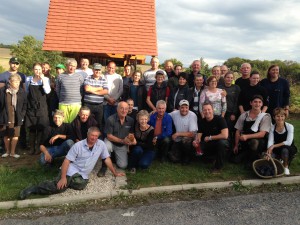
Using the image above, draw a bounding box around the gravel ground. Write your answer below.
[53,160,118,198]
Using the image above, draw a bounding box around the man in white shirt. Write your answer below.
[168,100,198,164]
[75,58,93,76]
[103,61,123,121]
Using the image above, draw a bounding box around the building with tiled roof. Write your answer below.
[43,0,157,66]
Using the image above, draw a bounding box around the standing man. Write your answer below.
[103,61,123,121]
[220,65,229,78]
[195,103,229,173]
[20,127,124,200]
[83,63,108,131]
[164,60,175,78]
[122,64,133,86]
[99,101,135,176]
[0,57,26,89]
[142,57,167,91]
[235,63,251,90]
[149,100,173,162]
[0,57,27,149]
[234,95,272,167]
[56,58,84,123]
[190,74,204,116]
[168,100,198,164]
[187,60,207,88]
[76,58,93,76]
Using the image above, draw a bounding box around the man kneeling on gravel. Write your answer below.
[20,127,124,200]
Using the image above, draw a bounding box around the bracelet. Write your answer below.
[209,135,212,141]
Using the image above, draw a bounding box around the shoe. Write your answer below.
[19,186,37,200]
[284,168,290,175]
[130,168,136,174]
[1,153,9,158]
[211,168,222,174]
[10,154,20,158]
[97,166,107,177]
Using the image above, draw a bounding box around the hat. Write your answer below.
[93,63,102,70]
[9,57,19,64]
[55,64,66,69]
[251,95,263,102]
[155,70,165,77]
[179,99,189,106]
[53,109,64,117]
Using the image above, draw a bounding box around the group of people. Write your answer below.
[0,56,297,200]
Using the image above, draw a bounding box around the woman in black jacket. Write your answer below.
[0,74,27,158]
[167,72,192,112]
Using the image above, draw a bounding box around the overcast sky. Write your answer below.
[0,0,300,67]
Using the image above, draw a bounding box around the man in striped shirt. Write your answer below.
[83,63,108,132]
[56,58,85,123]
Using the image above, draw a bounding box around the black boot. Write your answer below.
[19,186,38,200]
[28,132,36,155]
[97,159,107,177]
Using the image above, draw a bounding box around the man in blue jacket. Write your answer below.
[149,100,173,162]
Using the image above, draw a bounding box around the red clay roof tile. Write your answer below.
[43,0,157,56]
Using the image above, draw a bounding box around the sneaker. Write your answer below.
[1,153,9,158]
[10,154,20,158]
[130,168,136,174]
[284,168,290,175]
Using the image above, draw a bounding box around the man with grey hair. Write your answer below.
[56,58,84,123]
[235,62,252,90]
[83,63,108,131]
[142,57,168,91]
[20,126,125,200]
[76,58,93,76]
[98,101,135,176]
[148,100,173,162]
[188,59,207,88]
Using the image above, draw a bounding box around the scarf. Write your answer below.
[6,87,19,111]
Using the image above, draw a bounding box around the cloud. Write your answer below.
[0,0,299,67]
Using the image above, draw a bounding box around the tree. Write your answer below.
[10,35,66,75]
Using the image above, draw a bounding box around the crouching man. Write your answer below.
[194,103,229,173]
[39,110,74,166]
[20,127,124,200]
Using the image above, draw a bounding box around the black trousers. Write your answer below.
[202,139,229,169]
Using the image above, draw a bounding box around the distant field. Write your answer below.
[0,47,10,70]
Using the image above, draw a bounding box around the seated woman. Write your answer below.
[128,110,155,173]
[266,107,297,175]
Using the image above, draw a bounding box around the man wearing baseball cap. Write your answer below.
[0,57,26,89]
[83,63,108,132]
[168,99,198,164]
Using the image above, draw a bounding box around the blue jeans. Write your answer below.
[103,104,117,121]
[40,139,74,166]
[128,146,155,169]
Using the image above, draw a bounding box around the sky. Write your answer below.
[0,0,300,67]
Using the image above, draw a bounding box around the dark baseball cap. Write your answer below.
[9,57,20,64]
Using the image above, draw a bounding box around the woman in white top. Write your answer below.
[25,63,51,154]
[266,107,297,175]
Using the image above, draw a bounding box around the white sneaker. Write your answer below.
[10,154,20,158]
[284,168,290,175]
[1,153,9,158]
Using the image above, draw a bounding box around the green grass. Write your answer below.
[0,120,299,202]
[126,119,300,189]
[0,163,58,201]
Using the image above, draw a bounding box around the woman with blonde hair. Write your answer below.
[128,110,155,173]
[0,74,27,158]
[266,107,297,175]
